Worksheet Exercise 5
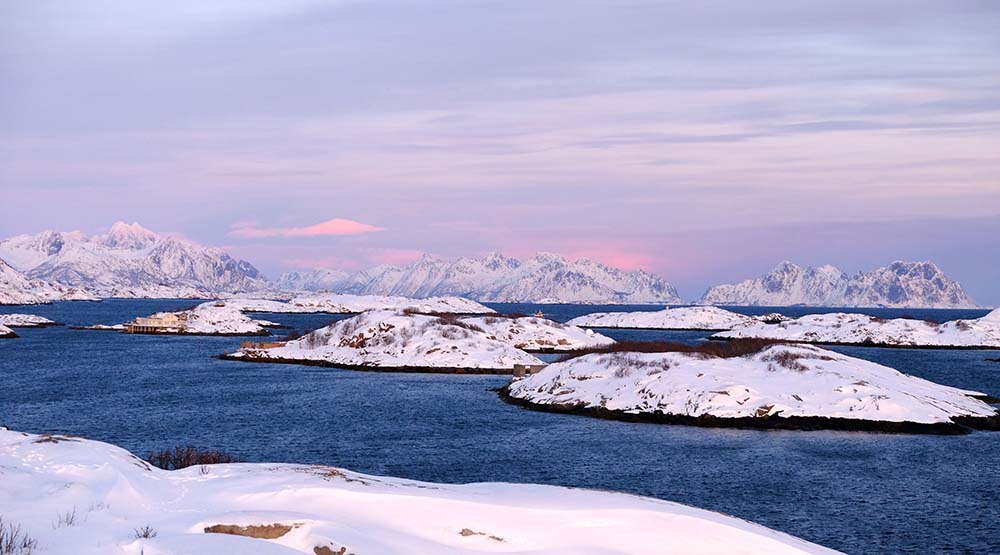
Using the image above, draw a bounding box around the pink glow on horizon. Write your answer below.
[229,218,384,238]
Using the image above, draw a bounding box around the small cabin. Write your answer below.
[127,312,188,334]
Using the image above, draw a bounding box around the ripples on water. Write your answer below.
[1,300,998,554]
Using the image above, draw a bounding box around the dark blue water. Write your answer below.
[2,300,999,554]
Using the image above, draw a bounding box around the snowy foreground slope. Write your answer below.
[224,293,494,314]
[276,252,683,304]
[226,309,542,372]
[0,323,15,338]
[0,258,97,305]
[714,309,1000,348]
[567,306,784,330]
[0,313,60,327]
[699,261,977,308]
[465,315,615,352]
[0,222,266,299]
[504,344,1000,432]
[0,429,841,555]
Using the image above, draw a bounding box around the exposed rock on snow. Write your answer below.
[276,252,682,304]
[222,294,495,314]
[504,344,1000,432]
[0,257,98,305]
[0,428,842,555]
[465,315,615,352]
[714,309,1000,349]
[0,313,60,327]
[0,323,15,338]
[128,302,270,336]
[226,309,542,373]
[699,261,977,308]
[567,306,786,330]
[0,222,267,299]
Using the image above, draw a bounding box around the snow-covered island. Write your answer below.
[714,309,1000,349]
[0,428,841,555]
[0,313,61,327]
[126,302,272,336]
[224,309,543,373]
[222,293,495,315]
[0,323,16,338]
[466,315,615,352]
[567,306,786,331]
[502,343,1000,433]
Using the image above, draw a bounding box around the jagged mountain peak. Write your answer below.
[0,224,266,299]
[700,260,976,308]
[275,252,681,304]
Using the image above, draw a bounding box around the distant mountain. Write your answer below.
[0,222,267,299]
[276,252,682,304]
[0,258,97,305]
[698,261,977,308]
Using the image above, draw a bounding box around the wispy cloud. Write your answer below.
[229,218,384,238]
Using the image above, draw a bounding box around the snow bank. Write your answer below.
[0,323,15,338]
[567,306,782,330]
[714,311,1000,348]
[0,428,841,555]
[0,313,59,327]
[466,315,615,352]
[505,344,999,429]
[228,309,541,372]
[222,294,495,314]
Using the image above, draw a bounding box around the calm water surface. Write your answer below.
[2,300,999,554]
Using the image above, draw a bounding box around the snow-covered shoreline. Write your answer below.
[222,293,495,315]
[0,323,16,338]
[502,344,1000,434]
[466,315,615,352]
[125,302,272,336]
[567,306,785,331]
[0,313,62,327]
[0,428,842,555]
[225,309,544,373]
[714,309,1000,349]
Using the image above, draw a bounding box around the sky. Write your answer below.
[1,1,999,303]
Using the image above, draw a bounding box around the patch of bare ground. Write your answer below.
[314,545,354,555]
[146,447,238,470]
[557,338,785,362]
[459,528,505,542]
[32,434,79,444]
[204,523,297,539]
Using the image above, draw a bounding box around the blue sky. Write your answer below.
[1,1,998,302]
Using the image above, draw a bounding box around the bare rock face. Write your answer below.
[699,261,976,308]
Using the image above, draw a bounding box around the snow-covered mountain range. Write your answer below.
[0,222,267,299]
[0,257,97,304]
[698,261,977,308]
[276,252,682,304]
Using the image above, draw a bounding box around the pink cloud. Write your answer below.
[229,218,384,238]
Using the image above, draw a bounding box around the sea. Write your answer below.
[1,299,998,554]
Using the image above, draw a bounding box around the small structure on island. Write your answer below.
[512,363,548,378]
[126,312,187,334]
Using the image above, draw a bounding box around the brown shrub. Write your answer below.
[146,446,238,470]
[0,516,36,555]
[557,338,784,362]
